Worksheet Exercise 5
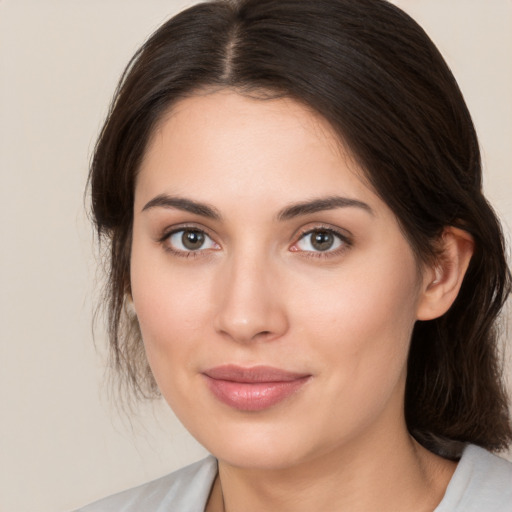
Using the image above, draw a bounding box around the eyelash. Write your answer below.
[158,224,219,259]
[157,224,352,259]
[290,225,352,259]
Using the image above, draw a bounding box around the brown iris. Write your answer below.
[310,230,335,251]
[181,230,205,250]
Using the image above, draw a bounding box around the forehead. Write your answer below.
[135,90,377,213]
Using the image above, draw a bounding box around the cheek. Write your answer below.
[294,250,420,395]
[129,242,214,390]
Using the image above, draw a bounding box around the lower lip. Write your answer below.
[203,376,310,412]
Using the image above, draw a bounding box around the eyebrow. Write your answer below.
[141,194,373,221]
[277,196,373,221]
[142,194,222,220]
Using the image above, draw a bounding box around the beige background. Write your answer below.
[0,1,510,511]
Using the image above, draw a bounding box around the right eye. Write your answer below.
[166,229,219,253]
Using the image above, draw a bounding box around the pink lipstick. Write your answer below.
[202,365,311,411]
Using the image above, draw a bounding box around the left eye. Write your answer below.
[295,229,345,252]
[168,229,218,252]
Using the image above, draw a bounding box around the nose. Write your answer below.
[213,252,289,344]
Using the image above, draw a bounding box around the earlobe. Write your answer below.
[416,227,474,321]
[124,292,137,317]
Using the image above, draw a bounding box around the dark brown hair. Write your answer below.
[90,0,512,458]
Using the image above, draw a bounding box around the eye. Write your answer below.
[167,229,219,253]
[293,228,347,253]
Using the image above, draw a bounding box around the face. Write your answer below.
[131,90,428,470]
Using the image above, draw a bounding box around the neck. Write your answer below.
[207,425,456,512]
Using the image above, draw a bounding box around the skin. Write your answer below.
[130,90,473,512]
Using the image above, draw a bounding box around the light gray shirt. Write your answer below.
[76,444,512,511]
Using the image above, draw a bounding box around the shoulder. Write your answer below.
[74,456,218,512]
[436,445,512,512]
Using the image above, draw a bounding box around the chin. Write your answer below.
[192,419,320,471]
[216,443,306,471]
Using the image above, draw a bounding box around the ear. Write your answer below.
[124,292,137,317]
[416,227,474,321]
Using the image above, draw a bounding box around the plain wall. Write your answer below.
[0,2,510,511]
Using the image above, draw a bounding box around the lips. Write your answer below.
[202,365,311,411]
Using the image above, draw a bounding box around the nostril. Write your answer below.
[212,272,289,343]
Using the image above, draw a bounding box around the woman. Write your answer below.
[77,0,512,510]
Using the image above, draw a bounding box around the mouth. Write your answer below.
[202,365,312,412]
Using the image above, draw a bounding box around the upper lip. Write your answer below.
[203,365,310,383]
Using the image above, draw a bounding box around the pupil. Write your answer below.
[182,230,204,250]
[312,231,334,251]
